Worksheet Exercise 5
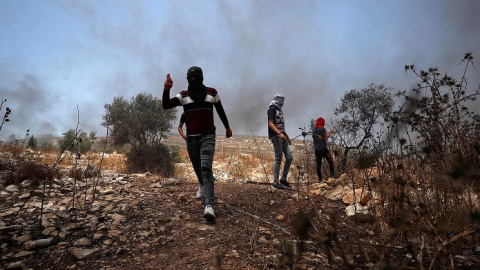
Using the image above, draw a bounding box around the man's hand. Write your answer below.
[226,128,233,138]
[164,73,173,90]
[278,133,287,141]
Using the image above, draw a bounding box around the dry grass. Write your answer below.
[0,146,127,173]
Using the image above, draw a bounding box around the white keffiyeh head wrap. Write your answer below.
[269,93,285,109]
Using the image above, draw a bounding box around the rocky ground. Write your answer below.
[1,170,479,269]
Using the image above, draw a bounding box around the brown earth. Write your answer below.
[1,174,479,269]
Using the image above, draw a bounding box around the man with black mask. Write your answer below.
[162,66,232,222]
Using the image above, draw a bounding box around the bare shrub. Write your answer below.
[0,148,62,187]
[126,143,178,177]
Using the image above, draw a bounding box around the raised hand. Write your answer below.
[164,73,173,90]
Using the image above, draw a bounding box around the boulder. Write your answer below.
[345,203,375,222]
[342,189,374,206]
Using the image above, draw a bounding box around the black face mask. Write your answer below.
[187,78,207,102]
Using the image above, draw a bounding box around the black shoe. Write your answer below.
[272,182,286,189]
[280,180,292,188]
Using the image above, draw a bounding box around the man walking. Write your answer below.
[267,93,293,189]
[162,66,232,221]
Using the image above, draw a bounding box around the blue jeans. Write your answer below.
[271,135,293,182]
[186,134,216,206]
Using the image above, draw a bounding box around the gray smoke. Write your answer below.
[1,0,479,140]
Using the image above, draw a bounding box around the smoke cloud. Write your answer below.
[1,0,479,140]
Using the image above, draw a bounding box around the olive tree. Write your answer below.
[58,129,93,154]
[102,93,177,175]
[332,83,394,170]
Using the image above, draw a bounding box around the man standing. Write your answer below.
[162,66,232,221]
[312,117,334,182]
[267,93,293,189]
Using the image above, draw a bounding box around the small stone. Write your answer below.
[32,190,43,196]
[74,238,91,246]
[275,215,285,221]
[111,214,126,225]
[52,210,70,219]
[18,193,30,200]
[68,248,98,259]
[25,238,55,249]
[13,251,34,258]
[42,227,56,236]
[103,239,113,245]
[6,261,26,270]
[198,224,215,231]
[108,230,122,238]
[20,180,32,188]
[14,235,31,245]
[6,185,19,192]
[93,233,104,241]
[138,231,151,237]
[59,231,70,239]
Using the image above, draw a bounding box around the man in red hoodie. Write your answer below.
[312,117,334,182]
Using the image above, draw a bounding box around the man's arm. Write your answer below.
[285,132,292,145]
[325,129,334,140]
[178,123,186,140]
[213,101,232,138]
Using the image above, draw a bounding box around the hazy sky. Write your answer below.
[1,0,479,140]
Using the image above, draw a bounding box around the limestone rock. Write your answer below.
[74,237,92,246]
[342,189,373,205]
[6,185,19,192]
[324,184,352,201]
[68,247,99,259]
[25,239,55,250]
[345,203,375,222]
[14,235,31,245]
[13,251,34,258]
[6,261,26,270]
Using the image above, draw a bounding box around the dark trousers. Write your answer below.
[315,149,334,181]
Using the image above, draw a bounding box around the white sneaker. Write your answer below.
[195,185,204,199]
[204,205,215,221]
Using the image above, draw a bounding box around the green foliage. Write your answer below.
[58,129,93,154]
[89,131,97,141]
[102,93,177,175]
[28,135,37,149]
[102,93,176,150]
